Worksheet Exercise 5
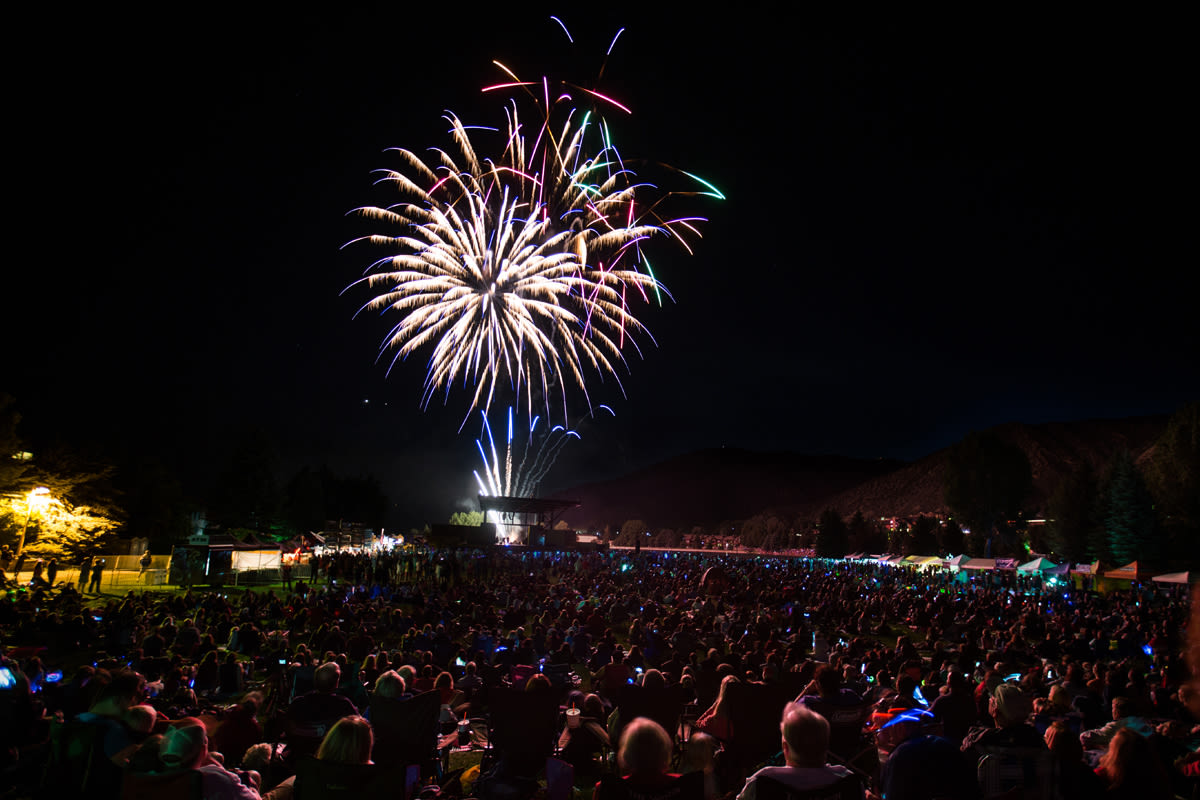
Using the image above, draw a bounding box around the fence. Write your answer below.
[7,554,313,592]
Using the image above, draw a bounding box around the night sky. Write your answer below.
[6,9,1195,526]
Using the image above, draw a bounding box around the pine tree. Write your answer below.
[906,516,939,556]
[1145,403,1200,564]
[1104,450,1158,565]
[1047,461,1101,562]
[943,430,1032,555]
[815,508,849,557]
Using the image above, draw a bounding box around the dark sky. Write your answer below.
[6,9,1194,526]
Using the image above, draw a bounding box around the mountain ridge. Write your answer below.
[553,415,1168,531]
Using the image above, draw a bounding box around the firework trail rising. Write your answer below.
[472,404,614,499]
[344,18,723,426]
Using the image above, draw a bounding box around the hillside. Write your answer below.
[819,415,1168,520]
[554,449,901,531]
[555,415,1169,530]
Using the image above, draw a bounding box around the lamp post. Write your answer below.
[16,487,50,558]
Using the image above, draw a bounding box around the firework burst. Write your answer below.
[345,19,722,424]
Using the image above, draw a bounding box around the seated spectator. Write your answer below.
[694,674,738,742]
[113,702,162,766]
[880,732,980,800]
[927,670,978,745]
[73,669,145,773]
[1080,696,1155,751]
[596,717,681,797]
[315,715,374,764]
[891,674,924,710]
[594,652,634,704]
[798,663,862,707]
[411,664,435,693]
[334,655,368,711]
[194,650,221,695]
[559,693,611,774]
[285,662,359,759]
[679,732,720,800]
[211,693,265,769]
[368,669,409,712]
[457,661,482,697]
[736,702,862,800]
[434,670,461,707]
[840,664,868,699]
[359,654,381,688]
[1094,727,1173,799]
[124,704,160,737]
[219,651,245,698]
[973,669,1003,724]
[961,683,1045,755]
[158,716,261,799]
[1044,719,1105,800]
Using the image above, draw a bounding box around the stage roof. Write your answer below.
[477,495,580,517]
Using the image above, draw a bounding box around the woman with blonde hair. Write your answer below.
[316,716,374,765]
[288,716,382,800]
[694,674,738,741]
[360,654,381,688]
[617,717,674,781]
[594,717,703,800]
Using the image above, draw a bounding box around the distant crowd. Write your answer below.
[1,547,1197,799]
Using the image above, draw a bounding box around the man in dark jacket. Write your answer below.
[285,662,358,760]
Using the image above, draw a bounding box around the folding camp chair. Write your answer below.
[802,698,878,782]
[720,682,791,779]
[975,745,1056,800]
[593,770,706,800]
[292,757,403,800]
[753,773,863,800]
[484,687,561,776]
[369,689,443,779]
[120,768,204,800]
[613,684,688,755]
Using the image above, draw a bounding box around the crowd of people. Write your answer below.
[0,546,1197,800]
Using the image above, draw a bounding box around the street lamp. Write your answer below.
[16,487,50,558]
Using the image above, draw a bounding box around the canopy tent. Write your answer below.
[1017,557,1059,573]
[206,533,275,551]
[902,555,945,571]
[1104,561,1148,581]
[944,555,969,568]
[1151,571,1196,585]
[1044,562,1072,576]
[229,549,281,573]
[961,558,997,570]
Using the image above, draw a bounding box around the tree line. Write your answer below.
[604,404,1197,568]
[0,394,390,560]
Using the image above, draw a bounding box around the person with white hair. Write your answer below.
[961,683,1045,755]
[736,702,863,800]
